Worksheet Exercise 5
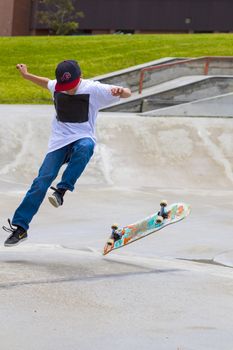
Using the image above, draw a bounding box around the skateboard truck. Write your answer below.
[156,200,168,224]
[107,224,122,246]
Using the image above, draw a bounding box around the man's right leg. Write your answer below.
[11,146,69,232]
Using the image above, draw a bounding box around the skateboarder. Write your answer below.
[2,60,131,247]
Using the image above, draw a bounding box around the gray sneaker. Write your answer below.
[48,187,64,208]
[3,219,28,247]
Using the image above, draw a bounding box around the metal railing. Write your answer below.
[138,56,233,94]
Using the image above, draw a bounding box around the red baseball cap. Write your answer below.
[55,60,81,91]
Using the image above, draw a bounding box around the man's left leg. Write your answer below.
[49,138,95,206]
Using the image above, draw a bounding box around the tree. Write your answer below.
[37,0,84,35]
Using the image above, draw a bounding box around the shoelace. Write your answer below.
[50,186,58,192]
[50,186,66,196]
[50,186,64,205]
[2,218,16,233]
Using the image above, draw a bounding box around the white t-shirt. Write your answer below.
[47,79,120,153]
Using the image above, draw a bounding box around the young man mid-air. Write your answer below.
[3,60,131,247]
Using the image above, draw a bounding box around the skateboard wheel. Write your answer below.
[107,239,114,246]
[111,224,118,230]
[160,200,168,207]
[156,216,164,224]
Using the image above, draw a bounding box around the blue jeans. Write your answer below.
[12,137,95,231]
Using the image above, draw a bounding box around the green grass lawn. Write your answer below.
[1,34,233,104]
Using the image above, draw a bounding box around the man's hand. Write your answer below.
[16,63,49,89]
[111,86,131,98]
[111,87,124,97]
[16,63,28,77]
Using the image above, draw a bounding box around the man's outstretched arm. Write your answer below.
[16,64,49,89]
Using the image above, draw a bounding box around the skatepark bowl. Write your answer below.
[0,58,233,350]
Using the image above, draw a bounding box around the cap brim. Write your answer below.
[55,77,80,92]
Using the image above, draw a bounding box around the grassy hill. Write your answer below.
[1,34,233,104]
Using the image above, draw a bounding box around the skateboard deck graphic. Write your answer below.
[103,202,191,255]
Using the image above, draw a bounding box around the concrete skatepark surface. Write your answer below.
[102,76,233,113]
[143,92,233,118]
[0,106,233,350]
[97,57,233,116]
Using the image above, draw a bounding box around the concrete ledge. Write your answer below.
[142,92,233,118]
[102,76,233,113]
[93,57,184,91]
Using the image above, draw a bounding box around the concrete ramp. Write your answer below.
[96,114,233,190]
[95,57,233,116]
[142,92,233,118]
[137,56,233,91]
[94,57,183,92]
[95,57,233,94]
[102,76,233,113]
[0,106,233,191]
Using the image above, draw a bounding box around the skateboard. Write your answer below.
[103,200,191,255]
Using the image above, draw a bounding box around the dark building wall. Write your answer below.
[75,0,233,32]
[1,0,233,36]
